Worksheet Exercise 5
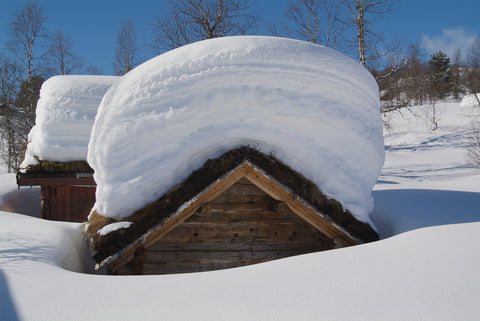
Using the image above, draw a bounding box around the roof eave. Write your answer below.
[99,162,360,273]
[17,172,95,186]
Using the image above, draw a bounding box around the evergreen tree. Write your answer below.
[0,56,23,171]
[427,50,452,100]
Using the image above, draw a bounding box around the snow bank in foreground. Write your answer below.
[1,211,480,321]
[20,75,119,170]
[88,36,384,222]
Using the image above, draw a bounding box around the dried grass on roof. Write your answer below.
[87,147,379,263]
[24,157,93,174]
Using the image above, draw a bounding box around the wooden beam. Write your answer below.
[17,176,95,187]
[243,164,358,246]
[108,163,251,272]
[141,241,331,275]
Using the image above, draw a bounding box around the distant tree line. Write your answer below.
[1,0,480,171]
[375,36,480,167]
[375,37,480,110]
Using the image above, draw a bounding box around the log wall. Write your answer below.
[118,178,333,275]
[41,185,96,222]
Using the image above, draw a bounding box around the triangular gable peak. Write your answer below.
[101,161,360,274]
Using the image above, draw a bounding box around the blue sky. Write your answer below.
[1,0,479,75]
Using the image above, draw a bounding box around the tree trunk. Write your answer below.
[357,7,366,66]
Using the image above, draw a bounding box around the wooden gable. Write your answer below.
[110,162,358,275]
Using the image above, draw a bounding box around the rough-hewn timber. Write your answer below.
[117,178,333,275]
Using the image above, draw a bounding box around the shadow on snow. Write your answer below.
[0,268,20,321]
[371,189,480,239]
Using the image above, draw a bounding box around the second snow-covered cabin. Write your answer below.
[17,75,119,222]
[85,36,385,274]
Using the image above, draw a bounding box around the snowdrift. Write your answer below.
[88,36,384,223]
[2,210,480,321]
[460,93,480,107]
[20,75,119,170]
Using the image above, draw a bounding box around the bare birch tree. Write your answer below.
[7,0,47,79]
[114,19,139,75]
[284,0,344,48]
[341,0,395,67]
[465,35,480,106]
[3,1,46,170]
[151,0,256,52]
[46,30,84,75]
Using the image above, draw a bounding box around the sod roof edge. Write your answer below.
[88,146,379,264]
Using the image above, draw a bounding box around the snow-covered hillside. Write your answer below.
[0,101,479,321]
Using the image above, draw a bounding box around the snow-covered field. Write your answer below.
[1,101,480,321]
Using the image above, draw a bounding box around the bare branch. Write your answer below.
[375,58,408,80]
[341,0,396,66]
[46,30,84,75]
[284,0,344,48]
[7,0,47,79]
[114,19,139,75]
[151,0,256,53]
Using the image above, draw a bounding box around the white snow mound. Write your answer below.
[460,93,480,107]
[20,75,119,170]
[88,36,384,223]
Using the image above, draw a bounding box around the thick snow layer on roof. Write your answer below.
[20,75,119,170]
[88,36,384,223]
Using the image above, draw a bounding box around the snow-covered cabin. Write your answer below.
[17,75,119,222]
[84,36,385,274]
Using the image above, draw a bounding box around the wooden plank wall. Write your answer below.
[41,185,96,222]
[118,178,333,275]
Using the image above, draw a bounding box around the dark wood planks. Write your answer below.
[111,163,358,275]
[17,176,95,187]
[41,185,96,222]
[119,178,333,275]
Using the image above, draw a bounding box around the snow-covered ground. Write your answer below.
[373,101,480,237]
[1,101,479,320]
